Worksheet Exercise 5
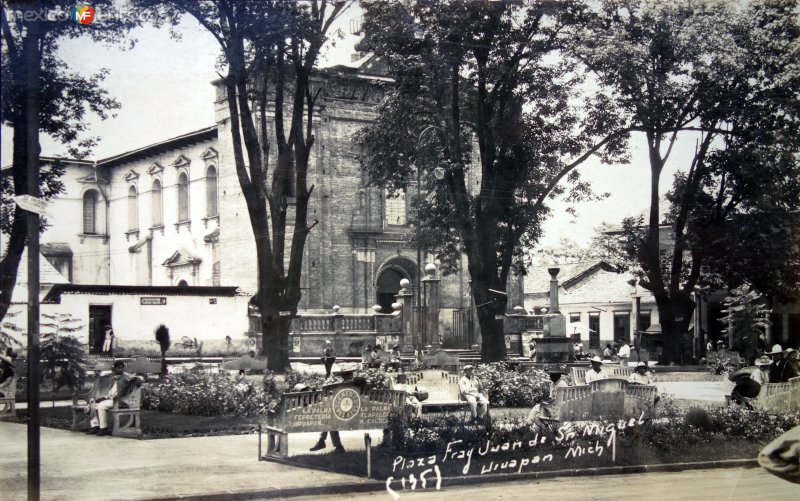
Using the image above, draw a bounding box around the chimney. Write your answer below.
[547,268,560,314]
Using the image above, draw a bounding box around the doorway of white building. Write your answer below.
[88,305,112,354]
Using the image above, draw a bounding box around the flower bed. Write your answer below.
[473,363,551,407]
[289,406,799,479]
[142,366,274,417]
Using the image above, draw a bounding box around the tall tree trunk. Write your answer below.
[473,283,507,362]
[259,302,291,371]
[654,291,695,365]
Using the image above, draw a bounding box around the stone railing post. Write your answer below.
[395,279,414,353]
[548,267,560,314]
[332,305,343,355]
[423,263,441,349]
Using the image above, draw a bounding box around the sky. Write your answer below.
[0,4,695,251]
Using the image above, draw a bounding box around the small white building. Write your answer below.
[524,262,659,355]
[40,284,251,356]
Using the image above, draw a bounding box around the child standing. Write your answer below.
[102,325,115,356]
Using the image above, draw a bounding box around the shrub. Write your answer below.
[142,366,273,417]
[281,367,390,393]
[709,407,800,441]
[473,362,550,407]
[684,407,713,432]
[383,411,490,453]
[39,334,86,392]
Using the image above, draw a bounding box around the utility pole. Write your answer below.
[23,19,42,501]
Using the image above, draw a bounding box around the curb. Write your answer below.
[142,458,760,500]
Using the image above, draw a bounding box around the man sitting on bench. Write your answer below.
[86,361,142,436]
[458,365,488,420]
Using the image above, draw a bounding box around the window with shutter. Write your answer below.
[82,190,97,234]
[128,185,138,231]
[384,188,406,226]
[152,179,162,226]
[206,166,218,217]
[178,172,189,222]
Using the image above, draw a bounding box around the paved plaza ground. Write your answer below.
[288,467,798,501]
[0,374,787,500]
[0,419,382,501]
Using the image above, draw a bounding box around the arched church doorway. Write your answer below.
[375,258,416,313]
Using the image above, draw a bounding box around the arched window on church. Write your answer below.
[152,179,163,227]
[206,165,218,217]
[178,172,190,222]
[384,188,406,226]
[127,185,138,231]
[82,190,98,234]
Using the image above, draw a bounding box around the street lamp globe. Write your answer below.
[425,263,437,276]
[433,166,446,180]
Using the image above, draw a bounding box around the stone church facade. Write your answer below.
[18,57,501,348]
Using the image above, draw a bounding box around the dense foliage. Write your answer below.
[719,285,771,365]
[39,330,86,392]
[357,0,628,362]
[473,363,551,407]
[581,0,800,362]
[383,403,800,454]
[142,367,273,417]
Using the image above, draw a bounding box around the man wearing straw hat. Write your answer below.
[459,365,488,420]
[585,356,609,384]
[779,348,799,383]
[628,362,654,385]
[752,355,773,385]
[527,366,568,421]
[729,367,762,408]
[321,340,336,378]
[767,344,785,383]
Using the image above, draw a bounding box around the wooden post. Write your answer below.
[364,433,372,478]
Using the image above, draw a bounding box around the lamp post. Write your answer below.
[630,281,642,361]
[412,126,448,349]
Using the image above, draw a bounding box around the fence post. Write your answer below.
[333,310,344,355]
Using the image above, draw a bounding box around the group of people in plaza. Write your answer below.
[584,355,653,385]
[729,344,799,407]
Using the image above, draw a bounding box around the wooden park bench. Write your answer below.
[570,366,633,385]
[409,370,473,415]
[419,350,460,372]
[222,354,269,374]
[123,356,163,379]
[264,382,406,458]
[728,376,800,414]
[71,375,143,438]
[81,355,116,375]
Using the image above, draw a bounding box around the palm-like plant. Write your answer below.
[154,324,170,375]
[39,313,87,392]
[720,285,771,365]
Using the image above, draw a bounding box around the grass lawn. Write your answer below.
[13,407,265,439]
